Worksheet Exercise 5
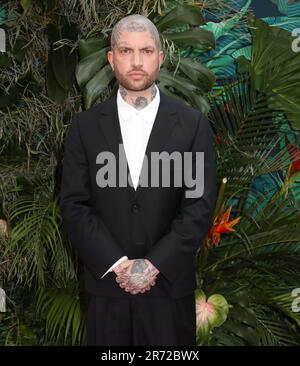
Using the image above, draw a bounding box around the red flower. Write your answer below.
[206,206,241,248]
[286,138,300,177]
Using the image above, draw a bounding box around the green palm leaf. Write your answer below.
[5,178,77,287]
[36,286,86,345]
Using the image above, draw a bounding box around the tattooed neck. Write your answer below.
[119,84,157,110]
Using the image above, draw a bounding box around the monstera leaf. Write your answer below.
[237,18,300,130]
[76,4,215,112]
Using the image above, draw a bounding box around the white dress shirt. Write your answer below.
[100,85,160,279]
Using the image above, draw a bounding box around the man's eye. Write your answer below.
[120,49,129,54]
[144,49,152,54]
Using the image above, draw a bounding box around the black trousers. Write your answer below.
[86,293,196,346]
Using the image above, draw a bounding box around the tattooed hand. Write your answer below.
[113,259,160,295]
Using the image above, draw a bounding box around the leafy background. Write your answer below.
[0,0,299,345]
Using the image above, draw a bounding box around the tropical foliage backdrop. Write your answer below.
[0,0,300,346]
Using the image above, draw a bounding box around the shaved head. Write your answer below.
[111,14,162,51]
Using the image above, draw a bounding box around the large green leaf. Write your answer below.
[51,47,76,92]
[207,290,259,346]
[78,36,110,59]
[162,28,215,49]
[177,56,216,92]
[83,64,115,108]
[155,4,205,32]
[239,19,300,130]
[158,67,210,113]
[46,16,78,103]
[76,46,110,88]
[46,50,69,103]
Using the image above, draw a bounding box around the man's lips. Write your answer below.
[129,72,145,76]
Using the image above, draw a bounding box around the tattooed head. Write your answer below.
[108,14,164,92]
[111,14,162,51]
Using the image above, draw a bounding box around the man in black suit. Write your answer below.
[60,14,216,346]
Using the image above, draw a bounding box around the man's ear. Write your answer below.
[107,50,114,70]
[159,50,164,68]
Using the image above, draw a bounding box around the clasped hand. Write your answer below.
[113,259,160,295]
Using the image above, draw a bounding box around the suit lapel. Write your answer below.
[98,88,178,200]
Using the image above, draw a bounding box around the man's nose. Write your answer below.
[131,51,143,67]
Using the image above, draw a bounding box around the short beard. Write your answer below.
[113,66,159,92]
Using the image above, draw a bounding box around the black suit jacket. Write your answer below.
[60,89,216,299]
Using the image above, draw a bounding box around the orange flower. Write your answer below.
[206,206,241,248]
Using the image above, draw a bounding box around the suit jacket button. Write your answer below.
[131,203,140,213]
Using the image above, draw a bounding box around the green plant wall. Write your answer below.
[0,0,299,346]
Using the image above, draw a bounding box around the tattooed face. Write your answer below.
[107,31,164,92]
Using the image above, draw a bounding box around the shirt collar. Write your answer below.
[117,84,160,124]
